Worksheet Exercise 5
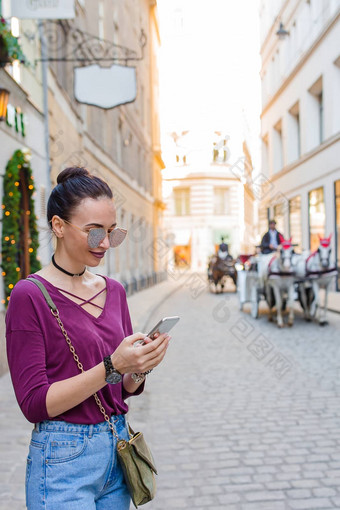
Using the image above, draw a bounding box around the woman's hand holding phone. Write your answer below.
[111,316,179,376]
[111,330,171,376]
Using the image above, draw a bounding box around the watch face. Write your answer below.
[106,370,122,384]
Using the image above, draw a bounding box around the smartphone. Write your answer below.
[146,316,180,340]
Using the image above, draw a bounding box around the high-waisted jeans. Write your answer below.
[26,415,130,510]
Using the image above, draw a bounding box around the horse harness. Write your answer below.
[268,252,294,277]
[305,249,337,277]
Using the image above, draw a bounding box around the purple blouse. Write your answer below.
[6,274,144,424]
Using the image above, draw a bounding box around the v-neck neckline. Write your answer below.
[31,274,109,321]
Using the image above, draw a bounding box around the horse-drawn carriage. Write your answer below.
[208,253,237,293]
[237,236,338,327]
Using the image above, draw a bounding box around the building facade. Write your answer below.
[0,0,165,375]
[162,132,256,272]
[259,0,340,279]
[46,0,166,291]
[0,10,49,374]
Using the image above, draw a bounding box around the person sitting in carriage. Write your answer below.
[217,237,230,260]
[260,220,284,254]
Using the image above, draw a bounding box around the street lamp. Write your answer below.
[276,22,290,39]
[0,87,9,121]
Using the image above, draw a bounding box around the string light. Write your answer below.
[1,149,41,307]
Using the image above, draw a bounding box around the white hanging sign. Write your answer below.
[74,64,137,109]
[11,0,75,19]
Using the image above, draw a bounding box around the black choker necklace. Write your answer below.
[52,255,86,277]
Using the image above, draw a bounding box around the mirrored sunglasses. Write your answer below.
[87,227,127,249]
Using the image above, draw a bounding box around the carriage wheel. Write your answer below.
[250,286,259,319]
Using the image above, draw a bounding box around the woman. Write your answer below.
[6,167,170,509]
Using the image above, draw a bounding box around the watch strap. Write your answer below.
[103,355,121,377]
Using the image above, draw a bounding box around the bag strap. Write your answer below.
[29,277,58,310]
[27,277,120,440]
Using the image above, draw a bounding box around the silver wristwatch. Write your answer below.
[103,356,122,384]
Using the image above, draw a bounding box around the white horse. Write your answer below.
[293,235,337,325]
[257,239,296,328]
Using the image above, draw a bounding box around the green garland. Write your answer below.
[0,16,26,66]
[1,149,41,305]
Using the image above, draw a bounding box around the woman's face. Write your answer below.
[61,197,117,267]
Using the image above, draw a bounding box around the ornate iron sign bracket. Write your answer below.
[28,20,146,65]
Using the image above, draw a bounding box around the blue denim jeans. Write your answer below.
[26,415,130,510]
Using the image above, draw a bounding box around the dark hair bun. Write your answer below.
[47,166,113,224]
[57,167,90,185]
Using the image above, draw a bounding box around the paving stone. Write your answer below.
[287,498,332,509]
[217,493,241,504]
[291,479,324,489]
[241,502,286,510]
[244,490,285,501]
[286,489,312,499]
[313,488,337,497]
[266,481,292,490]
[252,474,273,483]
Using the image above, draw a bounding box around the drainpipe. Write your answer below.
[38,20,52,257]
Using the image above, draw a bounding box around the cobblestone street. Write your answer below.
[132,279,340,510]
[1,277,340,509]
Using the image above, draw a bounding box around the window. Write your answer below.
[259,207,270,242]
[335,181,340,290]
[8,17,21,83]
[140,85,145,125]
[173,8,184,34]
[333,55,340,134]
[308,187,325,251]
[262,134,269,175]
[2,0,11,17]
[289,196,302,251]
[273,119,283,173]
[288,102,301,163]
[317,91,324,143]
[98,1,104,40]
[174,188,190,216]
[261,71,268,105]
[175,153,187,165]
[273,203,285,235]
[116,116,123,166]
[308,76,323,150]
[214,188,230,215]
